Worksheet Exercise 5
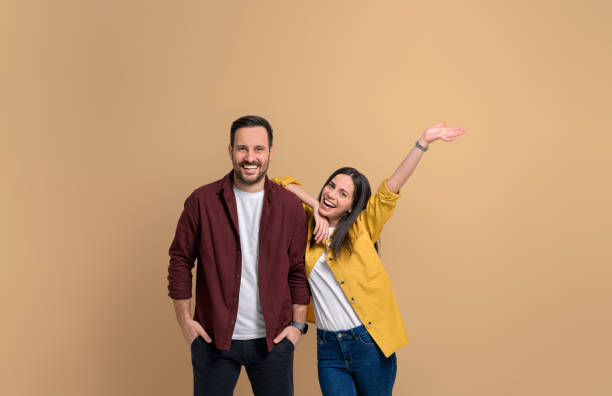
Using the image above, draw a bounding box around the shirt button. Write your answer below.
[367,321,372,328]
[350,297,355,303]
[233,297,237,301]
[230,320,235,324]
[328,257,333,261]
[235,273,240,278]
[339,279,345,285]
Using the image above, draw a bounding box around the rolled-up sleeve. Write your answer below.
[286,199,310,305]
[271,175,302,187]
[361,178,401,243]
[167,192,200,299]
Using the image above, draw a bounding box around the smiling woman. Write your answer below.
[316,168,373,258]
[273,123,466,396]
[319,174,354,221]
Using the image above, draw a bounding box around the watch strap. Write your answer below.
[291,321,308,334]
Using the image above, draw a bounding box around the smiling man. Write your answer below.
[168,115,310,396]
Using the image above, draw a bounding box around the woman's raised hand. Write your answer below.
[422,123,465,144]
[386,122,466,194]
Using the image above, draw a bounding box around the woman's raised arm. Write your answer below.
[385,123,465,194]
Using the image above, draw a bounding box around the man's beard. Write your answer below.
[233,160,269,185]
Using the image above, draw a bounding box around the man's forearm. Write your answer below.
[173,299,192,324]
[292,304,307,323]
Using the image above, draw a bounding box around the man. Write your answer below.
[167,115,310,396]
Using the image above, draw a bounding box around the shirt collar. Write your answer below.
[216,170,274,203]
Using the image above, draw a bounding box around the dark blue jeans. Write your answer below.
[317,325,397,396]
[191,336,295,396]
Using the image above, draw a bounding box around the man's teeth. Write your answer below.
[324,199,336,208]
[243,165,258,169]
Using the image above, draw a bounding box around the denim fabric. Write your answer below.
[317,325,397,396]
[191,336,294,396]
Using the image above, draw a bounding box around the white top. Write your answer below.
[309,227,363,331]
[231,186,267,339]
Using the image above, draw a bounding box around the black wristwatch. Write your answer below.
[291,321,308,335]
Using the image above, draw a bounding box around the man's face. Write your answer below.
[228,126,273,186]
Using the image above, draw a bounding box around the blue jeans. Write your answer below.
[317,325,397,396]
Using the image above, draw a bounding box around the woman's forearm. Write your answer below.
[285,183,319,209]
[386,136,427,194]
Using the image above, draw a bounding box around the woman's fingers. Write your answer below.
[312,214,330,244]
[314,224,323,243]
[315,218,326,243]
[316,223,327,244]
[443,127,465,138]
[320,225,327,243]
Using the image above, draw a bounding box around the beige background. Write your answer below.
[2,0,611,395]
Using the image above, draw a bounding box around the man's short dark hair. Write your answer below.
[230,115,273,147]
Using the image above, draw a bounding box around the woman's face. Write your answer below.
[318,173,355,226]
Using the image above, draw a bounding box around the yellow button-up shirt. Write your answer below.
[273,176,409,357]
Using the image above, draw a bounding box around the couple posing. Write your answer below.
[167,115,465,396]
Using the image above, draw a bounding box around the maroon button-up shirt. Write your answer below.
[168,171,310,351]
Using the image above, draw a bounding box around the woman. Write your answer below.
[274,123,465,396]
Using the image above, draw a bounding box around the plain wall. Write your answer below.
[2,0,611,395]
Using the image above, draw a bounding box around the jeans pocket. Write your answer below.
[316,334,326,346]
[282,337,295,352]
[190,335,203,350]
[358,331,376,346]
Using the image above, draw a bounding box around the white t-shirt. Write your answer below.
[231,186,267,339]
[309,227,363,331]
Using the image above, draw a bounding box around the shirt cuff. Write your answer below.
[168,284,192,300]
[290,287,311,306]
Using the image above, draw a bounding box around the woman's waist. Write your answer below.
[316,324,369,341]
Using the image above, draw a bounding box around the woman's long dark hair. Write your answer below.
[314,167,372,257]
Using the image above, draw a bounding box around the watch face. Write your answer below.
[292,322,308,334]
